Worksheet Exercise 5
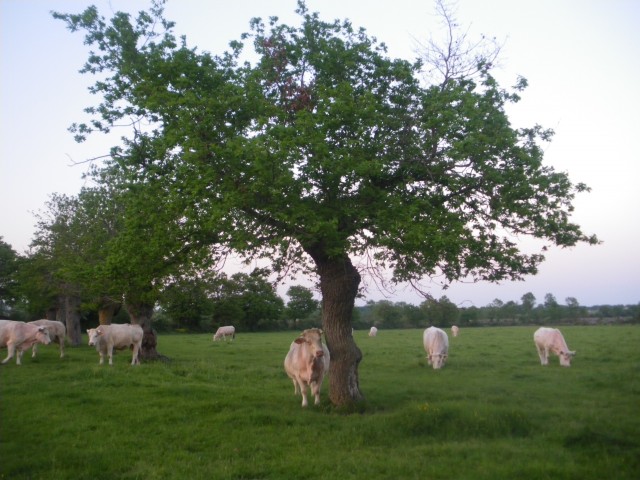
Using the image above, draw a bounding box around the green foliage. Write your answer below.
[284,285,319,325]
[53,0,598,289]
[420,295,460,327]
[210,268,285,331]
[0,238,22,317]
[1,326,638,479]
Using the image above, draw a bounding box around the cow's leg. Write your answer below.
[107,345,114,365]
[32,344,38,358]
[59,339,65,358]
[536,345,546,365]
[291,378,300,395]
[98,350,105,365]
[2,344,16,364]
[16,347,25,365]
[131,343,140,365]
[300,381,309,407]
[541,347,549,365]
[311,381,321,405]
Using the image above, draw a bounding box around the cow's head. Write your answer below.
[429,353,447,369]
[36,327,52,345]
[294,328,325,359]
[559,350,576,367]
[87,327,103,346]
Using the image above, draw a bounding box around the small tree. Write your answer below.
[285,285,319,328]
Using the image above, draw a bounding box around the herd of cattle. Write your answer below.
[0,319,576,407]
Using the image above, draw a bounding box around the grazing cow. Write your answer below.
[87,323,143,366]
[213,325,235,342]
[284,328,330,407]
[29,319,66,358]
[534,327,576,367]
[369,326,378,337]
[451,325,459,337]
[0,320,51,365]
[423,326,449,370]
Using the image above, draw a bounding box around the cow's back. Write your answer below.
[30,320,66,341]
[104,323,143,345]
[424,327,448,353]
[534,327,562,349]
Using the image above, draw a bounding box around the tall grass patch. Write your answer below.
[1,326,638,479]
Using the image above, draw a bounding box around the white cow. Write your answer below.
[0,320,51,365]
[30,319,66,358]
[369,326,378,337]
[423,326,449,370]
[87,323,143,366]
[213,325,235,341]
[284,328,330,407]
[534,327,575,367]
[451,325,459,337]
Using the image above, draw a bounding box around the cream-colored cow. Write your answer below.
[284,328,330,407]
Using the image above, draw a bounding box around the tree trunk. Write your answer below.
[63,295,82,346]
[98,297,121,325]
[125,302,161,361]
[314,253,364,407]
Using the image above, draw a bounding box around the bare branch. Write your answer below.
[414,0,505,87]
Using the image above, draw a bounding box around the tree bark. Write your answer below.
[313,253,365,407]
[125,302,161,361]
[98,297,121,325]
[60,295,82,346]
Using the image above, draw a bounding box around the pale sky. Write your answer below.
[1,0,638,308]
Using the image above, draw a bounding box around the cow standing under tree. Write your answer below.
[284,328,330,407]
[87,324,143,366]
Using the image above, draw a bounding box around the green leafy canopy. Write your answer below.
[54,0,598,290]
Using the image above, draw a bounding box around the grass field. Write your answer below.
[1,325,639,479]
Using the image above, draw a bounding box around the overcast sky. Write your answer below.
[1,0,638,308]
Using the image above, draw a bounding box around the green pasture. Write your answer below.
[1,326,638,479]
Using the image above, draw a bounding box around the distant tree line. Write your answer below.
[353,294,640,330]
[2,236,637,333]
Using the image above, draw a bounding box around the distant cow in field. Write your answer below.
[534,327,575,367]
[213,325,235,342]
[29,319,66,358]
[369,326,378,337]
[451,325,459,337]
[0,320,51,365]
[284,328,330,407]
[423,326,449,370]
[87,323,143,366]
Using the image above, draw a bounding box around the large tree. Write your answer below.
[55,1,597,406]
